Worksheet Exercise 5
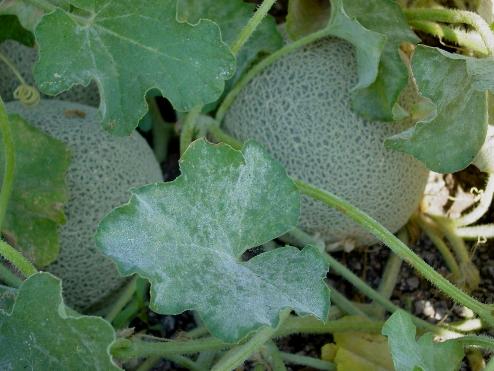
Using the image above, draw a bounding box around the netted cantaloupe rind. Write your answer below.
[6,100,162,309]
[224,37,429,246]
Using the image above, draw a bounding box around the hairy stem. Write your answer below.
[328,285,369,318]
[262,341,287,371]
[408,20,488,55]
[111,337,230,361]
[0,263,22,287]
[447,335,494,349]
[0,99,15,230]
[211,310,290,371]
[180,105,202,155]
[230,0,278,56]
[455,174,494,227]
[0,240,37,278]
[415,215,461,280]
[457,224,494,239]
[105,275,138,323]
[404,8,494,55]
[293,180,494,326]
[279,352,335,370]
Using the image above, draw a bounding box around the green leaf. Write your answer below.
[324,0,386,92]
[382,310,464,371]
[286,0,331,40]
[0,0,66,31]
[286,0,415,121]
[177,0,283,105]
[96,139,330,342]
[0,114,70,267]
[386,46,492,173]
[0,272,119,370]
[0,284,15,312]
[30,0,235,135]
[0,15,34,46]
[343,0,420,121]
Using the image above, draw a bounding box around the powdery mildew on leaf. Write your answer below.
[386,46,494,173]
[96,139,330,342]
[0,273,119,370]
[32,0,235,135]
[382,310,464,371]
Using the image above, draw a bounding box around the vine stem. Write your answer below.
[415,215,461,280]
[455,173,494,227]
[407,20,488,55]
[179,105,202,155]
[457,224,494,239]
[0,240,37,278]
[447,335,494,349]
[211,310,290,371]
[279,352,335,371]
[0,263,22,287]
[0,98,15,230]
[0,52,27,86]
[230,0,278,56]
[105,275,138,323]
[293,179,494,326]
[404,8,494,55]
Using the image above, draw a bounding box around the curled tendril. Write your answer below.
[13,84,40,106]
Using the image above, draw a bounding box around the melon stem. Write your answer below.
[230,0,278,57]
[0,98,15,231]
[404,8,494,55]
[457,224,494,239]
[293,179,494,327]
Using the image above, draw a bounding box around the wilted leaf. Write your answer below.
[386,46,493,173]
[0,272,119,370]
[0,113,70,267]
[97,139,330,342]
[382,310,464,371]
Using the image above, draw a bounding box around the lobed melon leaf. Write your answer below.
[0,111,70,268]
[342,0,420,121]
[382,310,464,371]
[6,0,236,135]
[386,45,493,173]
[286,0,417,121]
[177,0,283,110]
[0,272,120,370]
[0,14,34,46]
[96,139,330,342]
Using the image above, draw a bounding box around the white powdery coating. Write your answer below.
[6,100,162,309]
[0,41,99,106]
[224,38,429,245]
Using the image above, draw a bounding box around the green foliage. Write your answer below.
[177,0,283,105]
[382,311,464,371]
[286,0,418,121]
[342,0,420,121]
[0,14,34,46]
[97,139,330,342]
[0,284,15,312]
[5,0,237,135]
[386,46,494,173]
[0,272,119,370]
[0,114,70,267]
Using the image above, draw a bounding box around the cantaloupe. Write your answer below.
[5,100,162,309]
[224,37,429,246]
[0,40,99,106]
